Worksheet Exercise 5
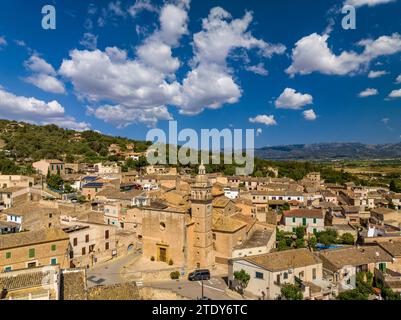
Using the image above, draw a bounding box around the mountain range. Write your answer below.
[255,143,401,161]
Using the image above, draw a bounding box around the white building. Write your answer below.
[281,209,325,234]
[229,249,324,300]
[224,188,239,200]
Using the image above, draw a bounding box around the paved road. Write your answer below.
[86,252,141,288]
[86,253,242,300]
[137,277,240,300]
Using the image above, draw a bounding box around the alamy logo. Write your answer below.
[342,5,356,30]
[146,121,255,176]
[42,5,56,30]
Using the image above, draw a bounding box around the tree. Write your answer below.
[341,233,355,245]
[281,284,303,300]
[63,183,74,194]
[390,180,401,193]
[295,238,306,249]
[309,236,317,250]
[316,229,338,246]
[46,174,63,191]
[381,287,401,300]
[295,226,306,240]
[233,269,251,293]
[337,289,368,300]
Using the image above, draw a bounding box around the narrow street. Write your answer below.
[137,277,241,300]
[86,251,141,288]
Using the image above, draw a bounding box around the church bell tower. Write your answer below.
[190,163,214,269]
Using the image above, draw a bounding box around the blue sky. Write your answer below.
[0,0,401,147]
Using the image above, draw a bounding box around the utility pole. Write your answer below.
[201,279,204,300]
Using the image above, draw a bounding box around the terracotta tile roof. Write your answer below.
[284,209,323,219]
[371,207,398,215]
[212,212,247,233]
[96,187,142,200]
[88,283,140,300]
[318,246,393,272]
[0,228,69,250]
[61,269,87,300]
[213,196,231,208]
[243,248,321,272]
[0,187,27,194]
[234,229,274,250]
[0,269,55,291]
[379,242,401,257]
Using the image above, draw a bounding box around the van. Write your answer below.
[188,269,211,281]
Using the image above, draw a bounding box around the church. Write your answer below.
[141,163,270,270]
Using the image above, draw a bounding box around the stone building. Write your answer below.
[0,228,70,272]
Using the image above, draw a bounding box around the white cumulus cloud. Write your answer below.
[344,0,396,8]
[249,115,277,126]
[368,70,388,78]
[388,89,401,98]
[359,88,379,97]
[23,55,66,94]
[303,109,317,121]
[60,2,285,126]
[0,87,89,131]
[286,33,401,77]
[275,88,313,110]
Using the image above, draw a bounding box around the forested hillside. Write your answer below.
[0,119,151,174]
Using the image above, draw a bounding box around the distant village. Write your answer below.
[1,141,401,300]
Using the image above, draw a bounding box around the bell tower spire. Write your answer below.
[190,161,214,268]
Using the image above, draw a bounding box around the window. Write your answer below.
[313,218,317,224]
[4,266,12,272]
[82,247,86,255]
[51,258,57,265]
[283,272,288,280]
[27,262,36,268]
[292,217,296,223]
[73,238,78,246]
[5,252,11,259]
[302,218,307,226]
[28,248,35,258]
[312,268,317,280]
[51,244,56,251]
[105,230,109,239]
[213,233,216,240]
[85,235,89,243]
[255,272,264,279]
[105,242,110,250]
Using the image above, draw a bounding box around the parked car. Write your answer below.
[188,269,211,281]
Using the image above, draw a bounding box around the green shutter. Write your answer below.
[313,218,317,224]
[302,218,307,226]
[6,252,11,259]
[28,248,35,258]
[51,244,56,251]
[51,258,57,265]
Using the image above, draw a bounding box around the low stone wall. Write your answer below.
[139,287,188,300]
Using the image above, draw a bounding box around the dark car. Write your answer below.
[188,269,211,281]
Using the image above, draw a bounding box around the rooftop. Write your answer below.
[234,229,274,250]
[0,228,69,250]
[318,246,393,272]
[241,248,321,272]
[284,209,323,219]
